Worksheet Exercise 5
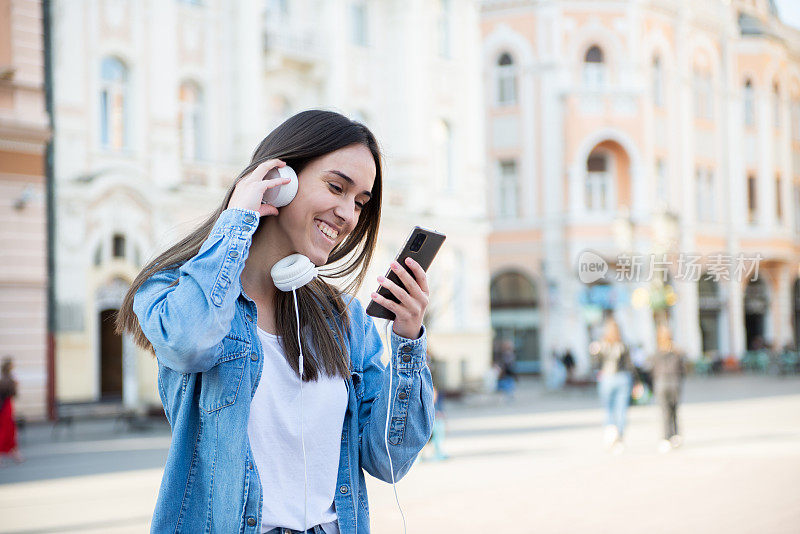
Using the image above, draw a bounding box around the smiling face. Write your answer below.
[275,143,376,266]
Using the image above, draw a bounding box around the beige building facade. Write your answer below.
[482,0,800,375]
[0,0,51,419]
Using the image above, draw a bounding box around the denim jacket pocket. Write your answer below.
[199,335,249,413]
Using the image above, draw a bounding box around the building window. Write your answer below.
[794,182,800,232]
[776,174,783,223]
[748,174,758,224]
[792,99,800,141]
[773,82,781,129]
[694,71,713,120]
[113,234,126,259]
[433,119,453,191]
[350,2,367,46]
[437,0,451,58]
[586,152,610,211]
[583,45,605,89]
[744,79,755,127]
[656,159,668,204]
[496,52,517,106]
[100,57,129,150]
[696,168,715,222]
[652,55,664,107]
[179,82,204,162]
[497,160,518,219]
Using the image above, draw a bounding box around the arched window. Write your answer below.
[583,45,605,89]
[744,79,755,127]
[694,69,713,119]
[490,272,538,309]
[100,57,128,149]
[496,52,517,106]
[652,55,664,107]
[585,151,610,211]
[179,81,204,161]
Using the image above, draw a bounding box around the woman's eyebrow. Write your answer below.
[326,170,372,199]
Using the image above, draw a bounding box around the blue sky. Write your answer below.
[774,0,800,29]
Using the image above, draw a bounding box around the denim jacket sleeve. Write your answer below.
[132,208,260,374]
[357,310,435,483]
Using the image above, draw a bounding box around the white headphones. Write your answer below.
[262,165,299,208]
[270,254,318,292]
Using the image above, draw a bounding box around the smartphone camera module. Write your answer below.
[410,233,427,253]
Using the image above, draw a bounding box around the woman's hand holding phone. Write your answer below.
[371,257,429,340]
[227,159,291,217]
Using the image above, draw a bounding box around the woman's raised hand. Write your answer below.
[227,159,290,217]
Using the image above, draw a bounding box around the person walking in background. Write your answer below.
[494,339,518,401]
[0,357,24,465]
[651,324,687,453]
[589,317,633,454]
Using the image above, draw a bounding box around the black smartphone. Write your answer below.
[366,226,446,321]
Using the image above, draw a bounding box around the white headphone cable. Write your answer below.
[292,287,308,532]
[383,319,407,534]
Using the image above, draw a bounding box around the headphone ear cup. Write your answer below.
[262,166,299,208]
[271,254,318,291]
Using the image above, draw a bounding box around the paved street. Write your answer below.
[1,375,799,533]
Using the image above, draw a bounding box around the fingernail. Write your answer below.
[377,276,385,283]
[391,262,399,270]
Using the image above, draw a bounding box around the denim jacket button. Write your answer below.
[250,352,258,362]
[401,345,412,353]
[339,485,349,494]
[244,214,255,224]
[228,249,239,259]
[402,354,412,363]
[398,391,408,400]
[246,517,256,526]
[246,314,254,323]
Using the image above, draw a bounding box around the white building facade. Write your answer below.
[50,0,490,410]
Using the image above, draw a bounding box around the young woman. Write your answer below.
[116,110,434,533]
[589,317,633,453]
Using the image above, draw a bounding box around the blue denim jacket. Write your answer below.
[133,208,435,533]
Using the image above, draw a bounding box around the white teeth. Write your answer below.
[315,220,339,241]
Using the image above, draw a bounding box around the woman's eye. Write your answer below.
[355,201,365,210]
[328,183,343,193]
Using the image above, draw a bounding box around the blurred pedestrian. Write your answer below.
[589,317,633,453]
[494,339,517,401]
[562,349,575,384]
[0,356,24,465]
[651,324,687,453]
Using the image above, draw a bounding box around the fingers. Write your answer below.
[245,159,285,183]
[402,257,429,295]
[376,259,428,313]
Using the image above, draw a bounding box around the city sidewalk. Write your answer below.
[0,375,798,533]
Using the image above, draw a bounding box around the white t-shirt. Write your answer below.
[247,327,348,534]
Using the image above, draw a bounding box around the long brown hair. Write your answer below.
[116,110,383,381]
